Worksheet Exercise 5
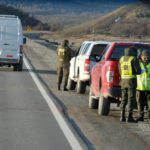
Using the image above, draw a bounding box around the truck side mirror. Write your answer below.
[23,38,26,44]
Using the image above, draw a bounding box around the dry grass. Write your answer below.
[61,2,150,38]
[61,3,135,36]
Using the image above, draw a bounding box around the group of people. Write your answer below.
[56,40,150,123]
[119,47,150,123]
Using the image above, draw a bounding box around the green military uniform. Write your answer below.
[136,50,150,121]
[119,47,141,122]
[56,40,73,91]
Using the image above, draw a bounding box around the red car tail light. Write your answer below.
[106,71,114,83]
[84,59,90,72]
[20,45,23,54]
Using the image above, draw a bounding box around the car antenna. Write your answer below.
[91,11,95,41]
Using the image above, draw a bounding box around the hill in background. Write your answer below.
[0,0,138,15]
[0,0,139,30]
[61,2,150,39]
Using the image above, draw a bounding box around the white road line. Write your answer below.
[24,57,85,150]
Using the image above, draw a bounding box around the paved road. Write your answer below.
[0,63,85,150]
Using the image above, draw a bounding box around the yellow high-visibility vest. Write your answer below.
[120,56,136,79]
[137,62,150,91]
[58,47,66,62]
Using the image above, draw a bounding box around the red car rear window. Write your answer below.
[110,44,150,60]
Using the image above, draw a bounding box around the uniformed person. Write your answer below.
[136,50,150,122]
[119,46,141,122]
[56,39,73,91]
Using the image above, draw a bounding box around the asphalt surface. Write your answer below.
[0,66,85,150]
[22,34,150,150]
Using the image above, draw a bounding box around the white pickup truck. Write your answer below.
[67,41,109,93]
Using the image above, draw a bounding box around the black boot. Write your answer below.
[127,112,137,123]
[58,85,61,91]
[63,86,68,91]
[147,114,150,123]
[120,111,126,122]
[136,114,144,122]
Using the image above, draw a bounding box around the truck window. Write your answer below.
[4,26,18,40]
[78,43,86,55]
[135,45,150,59]
[90,44,107,57]
[81,43,91,54]
[100,45,111,61]
[110,45,131,60]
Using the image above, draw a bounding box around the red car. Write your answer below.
[89,41,150,115]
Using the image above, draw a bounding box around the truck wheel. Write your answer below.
[89,84,98,109]
[98,88,110,115]
[76,78,86,94]
[67,78,76,90]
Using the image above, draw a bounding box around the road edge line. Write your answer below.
[24,57,85,150]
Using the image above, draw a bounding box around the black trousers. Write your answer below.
[120,88,136,113]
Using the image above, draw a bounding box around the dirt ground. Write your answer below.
[23,33,150,150]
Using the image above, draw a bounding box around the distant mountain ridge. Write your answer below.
[0,0,139,15]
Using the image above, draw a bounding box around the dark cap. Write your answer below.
[62,39,69,46]
[141,50,150,57]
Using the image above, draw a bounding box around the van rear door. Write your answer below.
[0,20,19,61]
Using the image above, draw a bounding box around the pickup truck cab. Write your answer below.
[89,41,150,115]
[67,41,109,93]
[0,15,26,71]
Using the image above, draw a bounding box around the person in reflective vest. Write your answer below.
[136,50,150,122]
[56,40,73,91]
[119,46,141,123]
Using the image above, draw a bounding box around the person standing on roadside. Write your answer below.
[136,50,150,122]
[56,39,73,91]
[119,46,141,123]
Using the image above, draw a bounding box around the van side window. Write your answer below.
[4,27,18,40]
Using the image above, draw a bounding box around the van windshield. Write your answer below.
[4,26,18,40]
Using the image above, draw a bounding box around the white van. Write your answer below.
[0,15,26,71]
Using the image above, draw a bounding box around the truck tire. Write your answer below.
[67,78,76,90]
[89,84,98,109]
[76,78,86,94]
[98,88,110,115]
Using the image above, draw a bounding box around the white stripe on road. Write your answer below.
[24,57,84,150]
